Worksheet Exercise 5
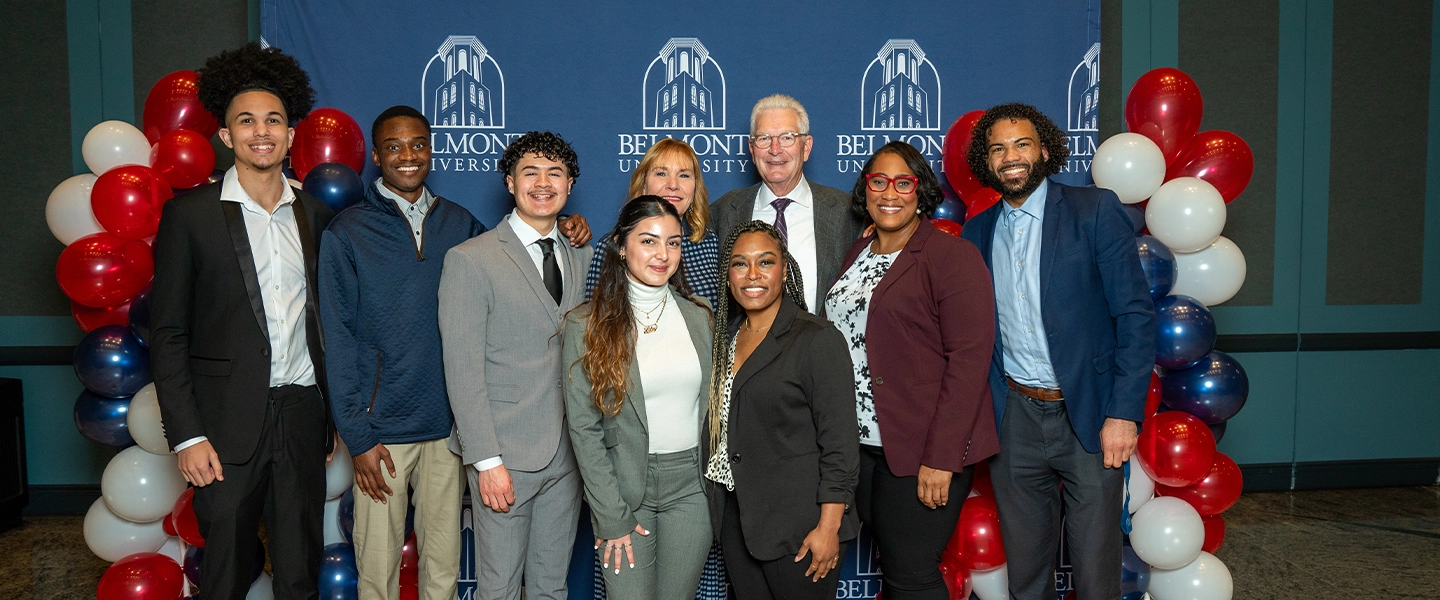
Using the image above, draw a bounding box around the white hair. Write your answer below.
[749,94,810,135]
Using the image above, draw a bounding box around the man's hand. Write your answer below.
[327,431,340,463]
[557,214,592,246]
[178,441,224,487]
[476,464,516,513]
[353,443,396,503]
[916,464,953,509]
[1101,417,1139,468]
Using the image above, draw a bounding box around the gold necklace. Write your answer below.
[742,318,771,333]
[637,294,668,334]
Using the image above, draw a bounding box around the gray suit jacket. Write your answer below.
[708,180,865,302]
[561,294,713,539]
[440,218,593,471]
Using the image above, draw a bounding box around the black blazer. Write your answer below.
[150,181,335,463]
[706,297,859,561]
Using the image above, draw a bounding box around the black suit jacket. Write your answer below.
[150,181,335,463]
[706,297,860,561]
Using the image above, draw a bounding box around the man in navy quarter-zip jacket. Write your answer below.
[317,106,591,600]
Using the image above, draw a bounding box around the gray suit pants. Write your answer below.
[467,434,582,600]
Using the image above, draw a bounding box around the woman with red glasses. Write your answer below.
[823,141,999,599]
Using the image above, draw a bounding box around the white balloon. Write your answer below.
[126,383,170,455]
[1130,496,1205,570]
[1149,551,1233,600]
[101,446,188,523]
[247,571,276,600]
[1126,455,1156,514]
[82,120,152,175]
[326,438,354,500]
[969,564,1009,600]
[157,535,185,565]
[1145,178,1227,253]
[1171,236,1247,306]
[46,174,104,245]
[323,494,347,545]
[83,497,168,562]
[1092,133,1167,204]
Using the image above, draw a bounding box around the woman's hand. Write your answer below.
[594,524,649,574]
[917,464,954,509]
[795,502,845,581]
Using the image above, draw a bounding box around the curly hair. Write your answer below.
[848,140,944,223]
[627,138,710,243]
[196,42,315,126]
[707,221,805,453]
[499,131,580,180]
[371,105,429,148]
[965,103,1069,190]
[577,196,703,416]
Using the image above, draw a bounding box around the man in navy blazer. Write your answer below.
[960,104,1155,600]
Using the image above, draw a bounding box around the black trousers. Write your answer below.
[193,384,327,600]
[719,490,844,600]
[855,445,973,600]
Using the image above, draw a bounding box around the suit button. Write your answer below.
[262,348,270,357]
[875,377,884,386]
[731,453,741,463]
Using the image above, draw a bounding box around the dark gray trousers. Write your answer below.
[990,389,1122,600]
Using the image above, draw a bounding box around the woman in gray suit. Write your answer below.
[563,196,715,599]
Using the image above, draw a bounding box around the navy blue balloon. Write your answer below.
[74,324,152,398]
[934,178,965,222]
[1122,203,1147,236]
[1154,295,1216,369]
[185,542,265,585]
[1121,543,1151,600]
[1136,235,1178,303]
[73,390,134,447]
[302,162,364,212]
[1160,350,1250,424]
[338,488,355,543]
[129,284,152,348]
[318,542,359,600]
[1208,420,1228,443]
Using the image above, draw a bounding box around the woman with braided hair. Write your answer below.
[703,221,858,600]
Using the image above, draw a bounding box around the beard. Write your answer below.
[988,160,1049,200]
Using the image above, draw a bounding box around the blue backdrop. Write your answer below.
[264,2,1099,598]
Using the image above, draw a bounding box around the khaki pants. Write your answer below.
[352,437,463,600]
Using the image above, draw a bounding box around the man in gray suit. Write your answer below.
[439,132,593,600]
[709,94,865,311]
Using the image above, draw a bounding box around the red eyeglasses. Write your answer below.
[865,173,919,194]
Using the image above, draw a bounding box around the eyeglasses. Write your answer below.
[865,173,919,194]
[751,132,808,149]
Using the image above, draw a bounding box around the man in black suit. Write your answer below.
[151,42,335,600]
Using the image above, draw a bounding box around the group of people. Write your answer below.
[150,42,1156,600]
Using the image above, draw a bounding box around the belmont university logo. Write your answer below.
[1063,43,1101,176]
[619,37,749,175]
[860,40,941,131]
[422,35,519,173]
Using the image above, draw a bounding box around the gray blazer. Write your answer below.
[439,218,593,471]
[708,180,865,299]
[561,294,714,539]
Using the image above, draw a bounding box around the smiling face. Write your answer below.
[749,108,813,196]
[218,90,293,173]
[865,152,922,236]
[727,231,786,314]
[985,117,1050,203]
[506,153,573,233]
[372,116,431,202]
[622,214,684,287]
[643,153,696,216]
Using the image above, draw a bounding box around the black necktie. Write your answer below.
[538,238,563,305]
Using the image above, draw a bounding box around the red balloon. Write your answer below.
[942,110,988,197]
[943,563,972,600]
[1124,68,1204,164]
[1145,370,1164,418]
[72,300,132,332]
[1166,130,1254,203]
[56,233,154,308]
[143,70,219,144]
[162,512,177,537]
[965,188,1002,220]
[1156,452,1243,517]
[173,488,205,547]
[97,552,184,600]
[151,129,217,190]
[291,108,366,181]
[1201,513,1226,553]
[92,165,174,240]
[1136,411,1216,487]
[971,460,994,498]
[956,495,1006,571]
[931,218,964,237]
[400,531,419,586]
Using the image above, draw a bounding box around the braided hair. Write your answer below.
[707,220,806,452]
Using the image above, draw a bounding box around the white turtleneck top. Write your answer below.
[629,277,703,453]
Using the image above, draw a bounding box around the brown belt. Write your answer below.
[1006,376,1064,401]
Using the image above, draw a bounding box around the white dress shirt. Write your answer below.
[374,177,434,247]
[752,177,819,312]
[175,168,315,453]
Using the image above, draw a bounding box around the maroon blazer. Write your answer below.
[833,219,999,477]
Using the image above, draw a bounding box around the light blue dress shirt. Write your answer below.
[991,183,1060,388]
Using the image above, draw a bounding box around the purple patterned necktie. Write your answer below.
[770,197,793,242]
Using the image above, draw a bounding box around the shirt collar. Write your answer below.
[756,175,813,209]
[1004,179,1049,223]
[374,177,434,213]
[219,166,296,214]
[507,210,560,246]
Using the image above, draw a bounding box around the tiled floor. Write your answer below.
[3,486,1437,599]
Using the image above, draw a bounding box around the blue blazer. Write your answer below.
[960,181,1155,453]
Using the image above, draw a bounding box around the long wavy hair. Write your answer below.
[579,196,705,416]
[626,138,710,243]
[707,221,806,451]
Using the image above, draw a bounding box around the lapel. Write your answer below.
[220,202,269,341]
[1039,180,1063,303]
[730,296,799,395]
[869,219,930,307]
[291,191,326,352]
[496,219,562,328]
[971,203,1001,271]
[811,183,843,284]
